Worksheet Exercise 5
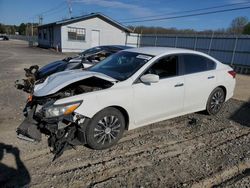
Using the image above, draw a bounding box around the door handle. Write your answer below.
[174,83,184,87]
[208,76,215,79]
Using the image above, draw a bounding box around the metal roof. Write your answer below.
[38,13,131,33]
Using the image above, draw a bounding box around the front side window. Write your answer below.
[89,51,153,81]
[68,27,86,41]
[144,55,178,79]
[181,54,216,74]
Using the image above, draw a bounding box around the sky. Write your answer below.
[0,0,250,31]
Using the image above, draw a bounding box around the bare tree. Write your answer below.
[228,16,248,34]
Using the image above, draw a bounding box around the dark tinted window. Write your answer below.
[90,51,153,81]
[182,55,216,74]
[145,55,178,79]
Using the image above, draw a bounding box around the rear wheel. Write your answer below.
[206,87,225,115]
[86,107,125,150]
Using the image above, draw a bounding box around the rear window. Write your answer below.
[181,54,216,74]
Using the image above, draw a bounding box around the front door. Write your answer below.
[91,30,100,47]
[132,55,184,126]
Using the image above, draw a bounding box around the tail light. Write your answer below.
[228,70,236,78]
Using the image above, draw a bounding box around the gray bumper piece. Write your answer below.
[17,105,42,142]
[17,118,42,142]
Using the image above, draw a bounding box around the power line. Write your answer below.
[26,1,67,22]
[122,6,250,24]
[39,2,66,15]
[119,1,250,22]
[42,4,68,16]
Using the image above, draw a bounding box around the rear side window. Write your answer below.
[181,54,216,74]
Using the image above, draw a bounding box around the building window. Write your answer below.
[43,29,47,40]
[68,27,86,41]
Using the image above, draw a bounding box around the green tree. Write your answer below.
[0,23,6,34]
[18,23,26,35]
[243,23,250,34]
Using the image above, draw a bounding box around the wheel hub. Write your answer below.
[105,127,111,134]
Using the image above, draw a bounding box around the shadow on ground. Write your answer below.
[230,100,250,127]
[0,143,30,187]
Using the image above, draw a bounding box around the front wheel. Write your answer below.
[86,107,125,150]
[206,87,225,115]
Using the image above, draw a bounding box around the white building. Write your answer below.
[37,13,132,52]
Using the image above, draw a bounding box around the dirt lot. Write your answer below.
[0,40,250,188]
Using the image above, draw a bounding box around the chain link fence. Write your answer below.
[8,35,38,46]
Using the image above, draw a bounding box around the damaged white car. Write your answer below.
[17,47,236,159]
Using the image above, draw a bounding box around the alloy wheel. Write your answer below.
[93,116,121,145]
[209,90,224,114]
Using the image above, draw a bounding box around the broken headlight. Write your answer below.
[44,101,82,118]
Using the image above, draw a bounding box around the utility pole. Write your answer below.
[38,15,43,25]
[31,23,33,37]
[67,0,72,18]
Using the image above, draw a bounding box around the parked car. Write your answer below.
[17,47,236,159]
[15,45,132,93]
[0,35,9,40]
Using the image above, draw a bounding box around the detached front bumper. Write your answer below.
[17,104,42,142]
[17,118,41,142]
[17,102,88,144]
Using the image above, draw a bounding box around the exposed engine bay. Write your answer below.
[15,65,39,93]
[17,76,114,160]
[14,49,112,94]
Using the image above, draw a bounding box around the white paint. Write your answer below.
[38,16,131,52]
[33,70,117,97]
[91,30,100,47]
[34,47,236,131]
[61,17,129,52]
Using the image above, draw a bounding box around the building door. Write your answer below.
[91,30,100,47]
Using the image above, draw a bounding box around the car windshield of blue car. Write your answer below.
[89,51,154,81]
[80,47,102,56]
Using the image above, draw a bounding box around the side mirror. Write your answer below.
[140,74,159,84]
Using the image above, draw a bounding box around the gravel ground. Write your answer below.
[0,40,250,188]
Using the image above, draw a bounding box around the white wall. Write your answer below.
[61,17,128,52]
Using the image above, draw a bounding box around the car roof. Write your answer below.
[123,47,202,56]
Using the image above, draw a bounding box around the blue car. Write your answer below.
[15,45,132,93]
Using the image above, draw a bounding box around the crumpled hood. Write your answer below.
[33,69,117,97]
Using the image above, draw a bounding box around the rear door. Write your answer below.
[180,54,217,112]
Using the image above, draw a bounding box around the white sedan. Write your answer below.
[17,47,236,156]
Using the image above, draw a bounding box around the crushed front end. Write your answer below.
[17,96,88,160]
[16,69,116,160]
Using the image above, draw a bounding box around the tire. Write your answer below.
[86,107,125,150]
[206,87,225,115]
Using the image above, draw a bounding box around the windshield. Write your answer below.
[89,51,153,81]
[80,47,103,56]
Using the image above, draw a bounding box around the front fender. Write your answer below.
[54,87,134,127]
